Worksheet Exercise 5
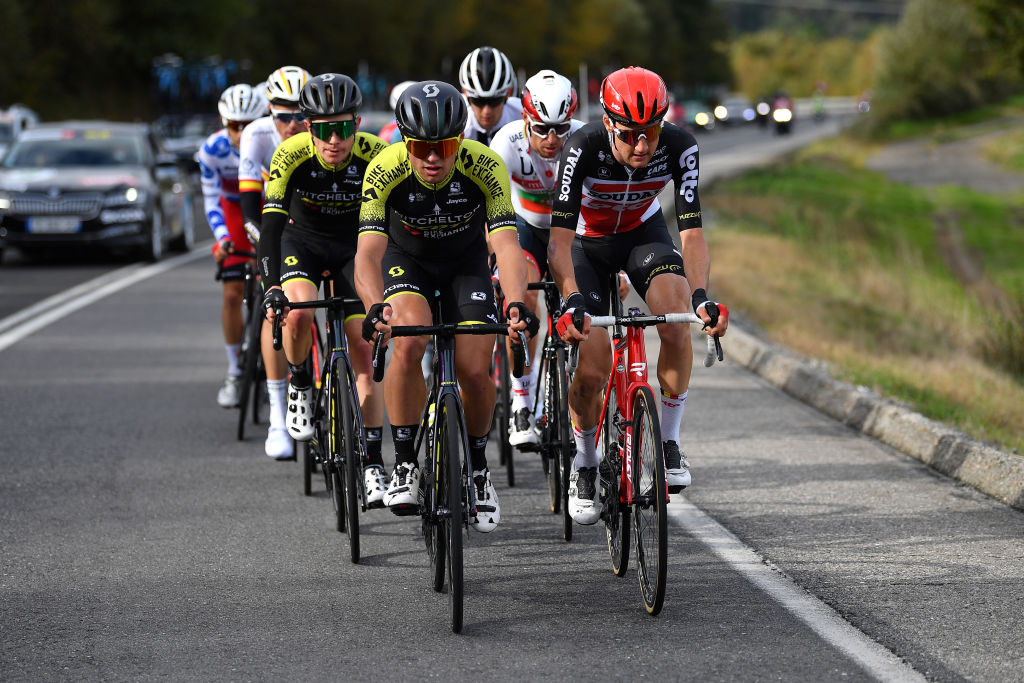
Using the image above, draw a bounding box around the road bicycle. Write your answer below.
[592,274,724,615]
[270,290,367,564]
[372,306,526,633]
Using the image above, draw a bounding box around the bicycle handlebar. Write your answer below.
[588,310,724,367]
[372,324,528,382]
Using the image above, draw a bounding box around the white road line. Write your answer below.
[669,500,926,682]
[0,249,208,352]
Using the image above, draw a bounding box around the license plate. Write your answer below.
[27,216,82,233]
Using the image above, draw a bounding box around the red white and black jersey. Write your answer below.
[549,121,702,237]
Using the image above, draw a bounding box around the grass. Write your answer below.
[868,94,1024,143]
[704,144,1024,453]
[983,128,1024,173]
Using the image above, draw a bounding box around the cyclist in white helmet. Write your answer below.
[237,65,312,459]
[197,83,267,410]
[489,69,586,446]
[459,46,523,145]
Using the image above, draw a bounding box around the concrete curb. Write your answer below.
[723,325,1024,511]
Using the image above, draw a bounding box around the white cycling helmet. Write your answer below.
[389,80,417,110]
[265,66,312,105]
[218,83,268,122]
[522,70,578,124]
[458,46,516,98]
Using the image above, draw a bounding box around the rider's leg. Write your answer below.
[261,317,292,458]
[279,278,317,440]
[456,332,504,533]
[507,256,542,445]
[217,279,245,408]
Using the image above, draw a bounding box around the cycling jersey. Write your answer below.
[489,117,585,230]
[259,130,388,288]
[196,128,242,243]
[358,139,516,261]
[237,116,282,229]
[464,96,523,145]
[549,121,702,237]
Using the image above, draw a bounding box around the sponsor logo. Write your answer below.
[678,144,699,202]
[422,83,439,98]
[449,181,462,195]
[347,164,359,175]
[487,313,499,323]
[642,252,654,265]
[590,291,600,301]
[644,262,681,285]
[630,362,646,377]
[678,211,701,220]
[597,167,610,178]
[284,255,298,266]
[388,266,404,276]
[470,291,486,301]
[645,162,668,176]
[558,146,582,201]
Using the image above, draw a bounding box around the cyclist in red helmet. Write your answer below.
[548,66,729,525]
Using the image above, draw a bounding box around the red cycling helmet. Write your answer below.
[600,67,669,126]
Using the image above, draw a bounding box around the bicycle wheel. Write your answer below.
[496,342,514,487]
[236,300,262,440]
[439,393,465,633]
[335,362,360,563]
[540,351,560,514]
[303,442,314,496]
[555,348,573,542]
[602,387,630,576]
[631,386,667,615]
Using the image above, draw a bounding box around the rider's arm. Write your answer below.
[548,131,587,300]
[256,143,297,290]
[195,139,229,243]
[237,124,265,240]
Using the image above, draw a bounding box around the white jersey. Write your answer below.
[237,115,282,195]
[195,129,240,242]
[464,96,523,145]
[489,117,585,229]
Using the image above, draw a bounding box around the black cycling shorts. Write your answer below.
[571,211,685,316]
[279,229,364,319]
[381,242,499,325]
[516,215,550,280]
[218,262,248,283]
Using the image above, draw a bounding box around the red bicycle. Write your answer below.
[592,276,724,615]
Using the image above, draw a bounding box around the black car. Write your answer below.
[0,121,197,262]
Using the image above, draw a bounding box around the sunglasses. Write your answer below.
[309,119,357,141]
[404,136,461,160]
[226,121,250,133]
[611,123,662,146]
[469,96,506,108]
[529,121,573,139]
[273,111,307,125]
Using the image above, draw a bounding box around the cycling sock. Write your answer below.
[469,434,489,473]
[267,378,287,428]
[572,422,599,470]
[391,424,418,467]
[510,370,533,412]
[365,427,384,467]
[225,344,241,376]
[660,388,687,443]
[287,362,311,389]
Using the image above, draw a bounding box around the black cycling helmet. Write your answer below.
[394,80,468,140]
[299,73,362,118]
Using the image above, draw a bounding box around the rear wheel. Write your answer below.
[632,386,667,615]
[439,394,465,634]
[236,295,262,441]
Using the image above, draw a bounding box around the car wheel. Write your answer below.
[143,209,165,262]
[170,194,196,252]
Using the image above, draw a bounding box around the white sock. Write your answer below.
[267,378,288,429]
[225,344,241,377]
[511,370,532,412]
[660,388,687,444]
[572,422,599,470]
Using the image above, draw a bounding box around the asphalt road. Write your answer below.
[2,119,1022,681]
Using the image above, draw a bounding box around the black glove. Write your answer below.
[691,288,720,328]
[362,302,390,341]
[262,288,288,314]
[504,301,540,338]
[555,291,588,339]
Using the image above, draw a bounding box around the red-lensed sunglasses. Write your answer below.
[611,123,662,146]
[226,120,251,133]
[404,136,461,160]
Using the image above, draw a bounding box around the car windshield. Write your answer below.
[3,133,145,168]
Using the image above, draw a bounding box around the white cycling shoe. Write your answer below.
[664,441,692,492]
[470,470,500,533]
[508,408,539,447]
[364,465,388,508]
[217,375,241,408]
[265,426,293,460]
[568,467,601,525]
[385,462,421,508]
[286,383,314,441]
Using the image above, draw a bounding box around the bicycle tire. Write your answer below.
[439,393,465,634]
[556,348,573,542]
[303,442,313,496]
[497,342,514,487]
[540,350,560,514]
[335,362,360,563]
[602,388,630,576]
[631,386,667,615]
[236,299,262,441]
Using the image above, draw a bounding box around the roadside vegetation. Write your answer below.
[703,135,1024,453]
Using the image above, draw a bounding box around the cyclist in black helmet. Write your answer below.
[258,73,392,505]
[355,80,538,532]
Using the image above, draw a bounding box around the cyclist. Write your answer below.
[258,73,391,505]
[488,69,585,446]
[237,65,312,460]
[377,80,416,144]
[355,80,537,532]
[548,67,729,524]
[197,83,268,409]
[459,46,523,145]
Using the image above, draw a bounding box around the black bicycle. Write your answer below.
[271,293,369,564]
[372,309,526,634]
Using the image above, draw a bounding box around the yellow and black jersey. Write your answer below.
[259,130,387,287]
[358,139,516,260]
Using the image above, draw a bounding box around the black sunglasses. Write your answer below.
[273,112,306,125]
[469,96,506,108]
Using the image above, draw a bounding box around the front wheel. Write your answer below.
[341,371,362,564]
[236,295,262,441]
[495,342,514,487]
[602,387,629,576]
[555,348,573,542]
[631,386,667,615]
[439,394,465,633]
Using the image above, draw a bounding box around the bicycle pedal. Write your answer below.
[517,443,541,453]
[389,503,419,517]
[366,500,386,510]
[668,484,686,494]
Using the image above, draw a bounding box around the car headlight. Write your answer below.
[714,105,728,121]
[757,102,771,116]
[694,112,710,127]
[773,108,793,123]
[104,187,146,206]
